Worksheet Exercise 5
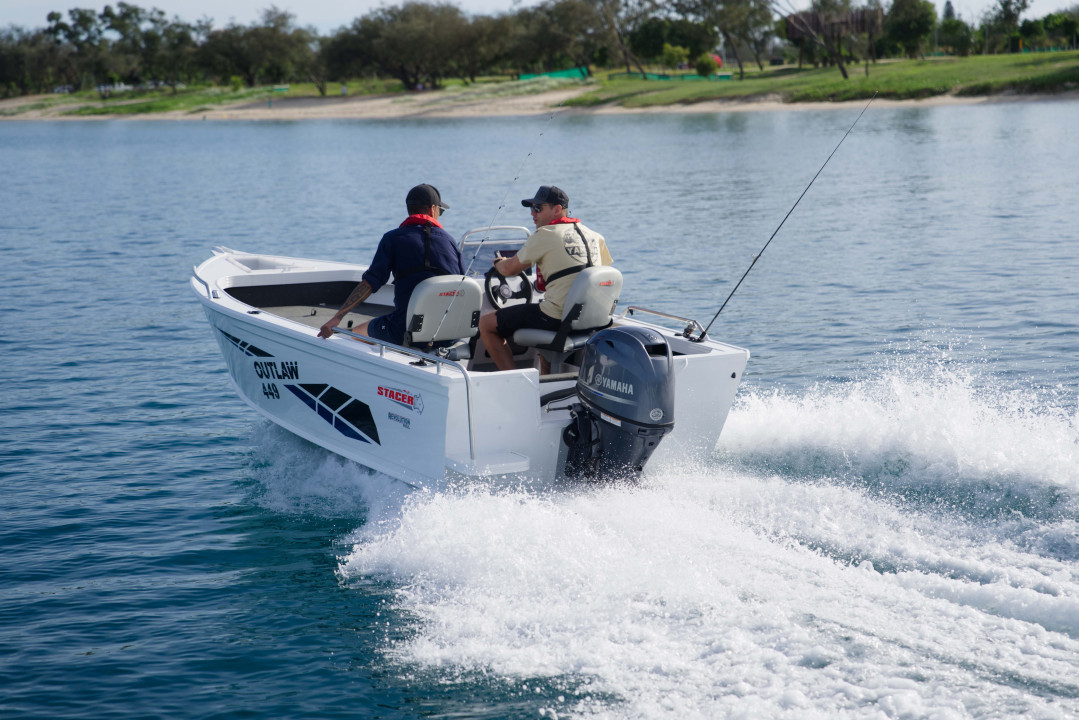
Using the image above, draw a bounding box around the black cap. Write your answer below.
[406,183,449,210]
[521,185,568,209]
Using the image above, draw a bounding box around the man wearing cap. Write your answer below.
[478,185,612,372]
[318,184,464,345]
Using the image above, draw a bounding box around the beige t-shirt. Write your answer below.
[517,221,613,319]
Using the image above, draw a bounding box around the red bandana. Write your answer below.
[400,214,443,229]
[548,217,581,225]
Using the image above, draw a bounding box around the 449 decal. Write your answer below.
[262,383,280,400]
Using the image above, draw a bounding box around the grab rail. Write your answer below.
[330,326,476,463]
[192,267,214,299]
[620,306,704,337]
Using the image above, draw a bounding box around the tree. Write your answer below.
[591,0,654,76]
[886,0,937,58]
[1043,11,1079,48]
[46,8,108,89]
[321,19,379,81]
[450,14,511,83]
[0,26,70,95]
[628,16,667,60]
[158,17,201,85]
[198,7,314,87]
[994,0,1030,32]
[939,17,973,55]
[661,42,690,68]
[509,0,609,76]
[673,0,755,79]
[628,17,718,63]
[694,51,719,75]
[667,18,720,58]
[1019,17,1046,48]
[782,2,861,79]
[355,2,468,90]
[735,0,776,71]
[943,0,956,21]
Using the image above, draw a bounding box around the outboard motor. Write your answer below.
[563,326,675,480]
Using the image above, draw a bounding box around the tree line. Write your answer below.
[2,0,1077,97]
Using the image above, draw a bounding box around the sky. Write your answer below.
[3,0,1074,36]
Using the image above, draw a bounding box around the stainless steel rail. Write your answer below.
[192,268,214,299]
[331,326,477,462]
[619,306,705,336]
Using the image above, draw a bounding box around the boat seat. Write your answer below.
[404,275,483,359]
[512,266,623,371]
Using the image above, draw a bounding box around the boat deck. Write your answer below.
[260,302,392,332]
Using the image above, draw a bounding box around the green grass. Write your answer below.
[564,51,1079,108]
[56,78,407,117]
[63,86,268,116]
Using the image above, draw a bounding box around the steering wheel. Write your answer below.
[484,266,534,309]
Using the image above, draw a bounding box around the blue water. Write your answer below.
[2,100,1078,718]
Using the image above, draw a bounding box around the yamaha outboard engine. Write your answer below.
[563,326,675,480]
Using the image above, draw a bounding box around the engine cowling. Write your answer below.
[563,326,675,479]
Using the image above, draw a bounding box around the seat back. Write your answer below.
[563,266,623,330]
[405,275,482,345]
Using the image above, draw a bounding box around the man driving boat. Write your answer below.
[478,185,612,372]
[318,184,464,344]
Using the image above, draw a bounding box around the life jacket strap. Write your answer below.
[544,224,595,284]
[396,223,450,280]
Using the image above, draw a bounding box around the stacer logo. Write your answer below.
[377,386,424,413]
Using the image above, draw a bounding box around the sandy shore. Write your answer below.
[4,84,1077,121]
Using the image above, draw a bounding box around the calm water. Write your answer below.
[2,100,1078,719]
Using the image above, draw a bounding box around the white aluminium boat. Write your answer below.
[191,227,749,488]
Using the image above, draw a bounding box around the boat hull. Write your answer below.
[193,249,748,488]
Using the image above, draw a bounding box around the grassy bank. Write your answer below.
[2,53,1076,119]
[0,75,585,117]
[0,78,406,118]
[565,51,1079,107]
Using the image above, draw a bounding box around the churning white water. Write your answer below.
[334,362,1079,718]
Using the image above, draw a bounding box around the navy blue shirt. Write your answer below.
[362,218,464,340]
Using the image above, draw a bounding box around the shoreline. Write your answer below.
[4,85,1078,121]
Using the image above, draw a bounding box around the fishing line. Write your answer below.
[331,83,574,345]
[428,89,570,340]
[464,97,566,276]
[695,92,876,342]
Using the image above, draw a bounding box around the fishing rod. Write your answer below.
[693,92,877,343]
[429,97,567,339]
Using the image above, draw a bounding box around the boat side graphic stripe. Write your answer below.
[283,384,379,446]
[219,330,274,357]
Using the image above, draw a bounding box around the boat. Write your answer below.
[191,226,749,488]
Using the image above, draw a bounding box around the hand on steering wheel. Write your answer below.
[484,266,534,309]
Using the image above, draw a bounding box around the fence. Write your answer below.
[606,71,733,81]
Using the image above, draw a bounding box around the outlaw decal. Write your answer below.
[254,360,299,380]
[377,386,424,414]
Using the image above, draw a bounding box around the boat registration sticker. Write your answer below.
[600,411,622,427]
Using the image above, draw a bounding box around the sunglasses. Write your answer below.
[529,204,547,214]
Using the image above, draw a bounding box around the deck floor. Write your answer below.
[264,302,545,373]
[263,302,391,331]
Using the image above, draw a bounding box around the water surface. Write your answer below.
[2,100,1078,718]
